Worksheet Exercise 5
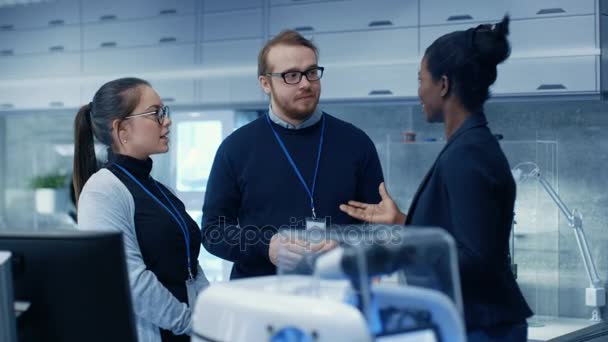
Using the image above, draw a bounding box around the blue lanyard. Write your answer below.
[265,113,325,219]
[114,164,193,280]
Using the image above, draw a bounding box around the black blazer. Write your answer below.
[405,113,532,331]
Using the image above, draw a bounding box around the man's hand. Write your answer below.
[310,239,337,254]
[269,234,339,271]
[269,234,308,269]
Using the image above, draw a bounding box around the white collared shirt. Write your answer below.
[268,104,323,130]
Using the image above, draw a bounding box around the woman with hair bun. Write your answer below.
[340,15,532,341]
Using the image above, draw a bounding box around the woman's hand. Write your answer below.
[339,182,407,225]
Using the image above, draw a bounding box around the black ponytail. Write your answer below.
[73,103,97,204]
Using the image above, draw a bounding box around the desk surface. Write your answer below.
[528,316,599,341]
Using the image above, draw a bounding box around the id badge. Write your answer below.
[186,278,198,309]
[306,217,326,230]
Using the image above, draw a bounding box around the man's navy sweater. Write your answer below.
[201,113,384,279]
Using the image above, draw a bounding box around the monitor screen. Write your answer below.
[0,229,137,342]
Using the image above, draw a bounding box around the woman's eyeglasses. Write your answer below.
[124,105,170,124]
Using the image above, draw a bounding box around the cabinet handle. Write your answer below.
[100,14,117,21]
[447,14,473,21]
[1,103,14,109]
[160,9,177,16]
[159,37,177,44]
[536,8,566,15]
[368,20,393,27]
[100,41,117,48]
[49,45,65,52]
[48,19,65,26]
[161,97,175,103]
[369,90,393,96]
[0,24,14,31]
[0,49,14,56]
[49,101,65,107]
[537,84,566,90]
[294,26,314,32]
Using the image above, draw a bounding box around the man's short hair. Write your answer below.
[257,30,318,76]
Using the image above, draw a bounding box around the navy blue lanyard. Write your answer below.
[265,113,325,218]
[114,164,193,280]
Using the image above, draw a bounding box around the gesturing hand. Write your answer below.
[339,182,406,225]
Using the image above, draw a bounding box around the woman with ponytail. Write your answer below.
[74,77,209,342]
[340,15,532,341]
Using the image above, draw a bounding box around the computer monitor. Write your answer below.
[0,251,17,342]
[0,230,138,342]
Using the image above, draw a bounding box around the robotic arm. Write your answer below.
[513,163,605,321]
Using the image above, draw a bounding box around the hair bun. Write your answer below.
[492,14,510,36]
[473,14,511,67]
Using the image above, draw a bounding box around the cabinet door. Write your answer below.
[82,0,195,23]
[420,0,508,25]
[509,15,596,58]
[201,39,262,68]
[270,0,416,35]
[203,9,263,41]
[203,0,263,12]
[315,28,419,65]
[82,78,197,105]
[0,82,80,110]
[507,0,595,19]
[270,0,344,5]
[150,80,197,105]
[32,83,82,109]
[270,1,357,34]
[84,15,195,50]
[0,26,80,55]
[83,44,196,74]
[420,15,597,58]
[354,0,418,28]
[421,0,596,25]
[0,0,79,30]
[493,56,597,94]
[0,53,80,79]
[322,63,418,100]
[200,75,264,104]
[0,85,19,110]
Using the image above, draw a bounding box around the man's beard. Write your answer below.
[274,92,319,121]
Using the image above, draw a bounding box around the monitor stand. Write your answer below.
[14,300,30,317]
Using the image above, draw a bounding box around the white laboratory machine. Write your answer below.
[192,226,466,342]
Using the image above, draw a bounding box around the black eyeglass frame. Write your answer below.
[124,105,170,124]
[265,66,325,85]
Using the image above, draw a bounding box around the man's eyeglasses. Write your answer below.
[124,105,170,125]
[266,66,324,85]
